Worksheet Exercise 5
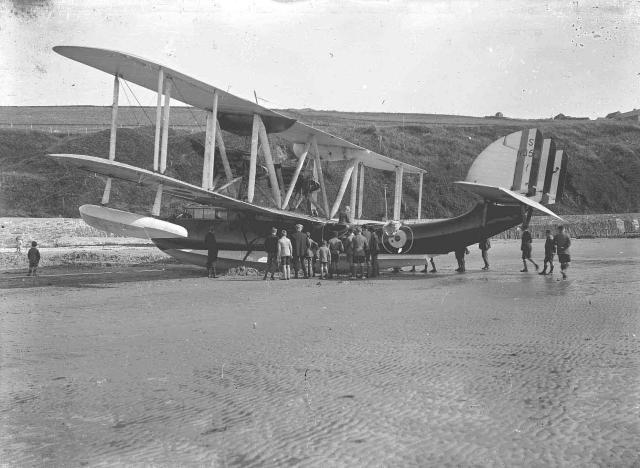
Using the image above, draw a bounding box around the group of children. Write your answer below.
[263,223,381,280]
[437,225,572,280]
[520,225,572,279]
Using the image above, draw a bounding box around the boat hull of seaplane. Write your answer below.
[79,202,525,270]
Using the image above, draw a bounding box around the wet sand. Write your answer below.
[1,239,639,466]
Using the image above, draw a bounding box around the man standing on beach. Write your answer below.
[540,229,555,275]
[343,228,355,278]
[361,225,372,277]
[554,225,572,279]
[479,236,491,270]
[352,227,369,279]
[328,231,344,279]
[27,241,40,277]
[290,224,308,279]
[205,226,218,278]
[263,227,279,280]
[369,227,380,277]
[520,226,539,272]
[455,246,469,272]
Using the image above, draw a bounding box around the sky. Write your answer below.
[1,0,639,118]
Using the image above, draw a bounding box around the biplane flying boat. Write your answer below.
[48,46,568,269]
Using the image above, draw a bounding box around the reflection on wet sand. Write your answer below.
[1,239,638,466]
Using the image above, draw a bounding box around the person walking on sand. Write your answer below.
[328,231,344,279]
[455,246,469,272]
[278,229,293,280]
[263,227,279,280]
[15,236,23,254]
[429,257,437,273]
[539,229,555,275]
[520,226,539,272]
[479,236,491,270]
[317,240,331,279]
[204,226,219,278]
[291,224,308,279]
[352,226,369,279]
[554,225,571,280]
[27,241,40,277]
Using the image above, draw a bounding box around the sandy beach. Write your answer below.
[1,238,638,466]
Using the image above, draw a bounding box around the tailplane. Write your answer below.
[456,129,568,219]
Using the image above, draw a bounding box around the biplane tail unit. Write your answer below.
[48,46,568,269]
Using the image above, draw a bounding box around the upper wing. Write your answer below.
[49,153,323,224]
[53,46,295,135]
[54,46,425,175]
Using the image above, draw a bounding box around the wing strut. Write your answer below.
[311,136,331,218]
[257,116,282,207]
[282,141,310,210]
[101,74,119,205]
[248,114,259,202]
[417,172,424,220]
[160,78,172,174]
[153,69,164,172]
[357,163,365,219]
[202,91,218,190]
[329,159,358,219]
[393,165,404,220]
[350,160,358,218]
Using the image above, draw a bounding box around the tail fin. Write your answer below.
[456,129,568,219]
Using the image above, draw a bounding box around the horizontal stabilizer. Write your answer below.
[455,181,565,221]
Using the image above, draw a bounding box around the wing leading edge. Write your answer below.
[48,153,323,223]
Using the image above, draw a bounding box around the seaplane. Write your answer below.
[48,46,568,270]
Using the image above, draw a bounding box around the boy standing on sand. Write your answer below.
[263,227,279,280]
[27,241,40,276]
[520,226,539,272]
[317,241,331,279]
[540,230,556,275]
[205,226,218,278]
[554,225,572,279]
[277,229,293,280]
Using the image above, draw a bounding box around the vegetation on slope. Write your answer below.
[0,115,638,218]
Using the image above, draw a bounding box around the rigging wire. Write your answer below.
[170,80,206,132]
[118,81,141,127]
[121,79,155,127]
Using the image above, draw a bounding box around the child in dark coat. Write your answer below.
[27,241,40,276]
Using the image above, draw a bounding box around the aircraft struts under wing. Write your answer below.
[48,153,322,223]
[454,181,565,221]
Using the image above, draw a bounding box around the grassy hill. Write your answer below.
[0,107,638,219]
